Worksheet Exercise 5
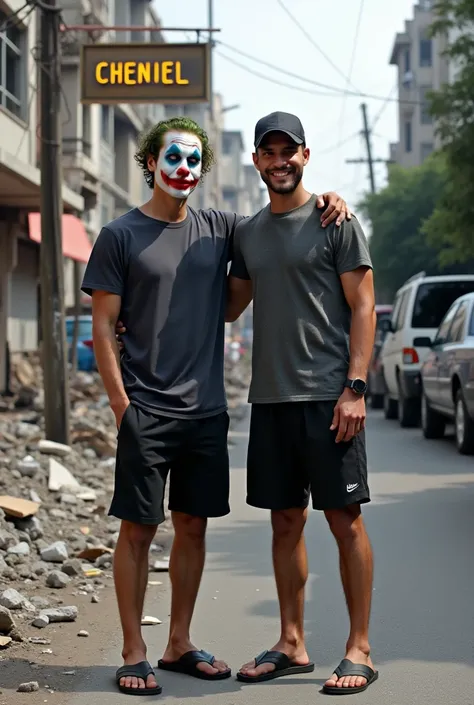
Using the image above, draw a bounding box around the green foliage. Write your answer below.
[359,155,450,301]
[423,0,474,262]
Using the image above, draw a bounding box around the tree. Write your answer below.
[359,154,450,301]
[423,0,474,263]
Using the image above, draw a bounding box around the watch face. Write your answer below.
[353,379,367,394]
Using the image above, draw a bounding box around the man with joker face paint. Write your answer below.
[82,117,352,696]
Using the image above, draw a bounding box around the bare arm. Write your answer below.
[91,290,129,426]
[226,276,253,322]
[331,266,376,443]
[340,266,376,381]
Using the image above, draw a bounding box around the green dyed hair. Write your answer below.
[134,117,215,189]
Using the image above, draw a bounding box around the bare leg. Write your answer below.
[324,504,375,691]
[240,508,311,678]
[161,512,228,676]
[114,520,159,691]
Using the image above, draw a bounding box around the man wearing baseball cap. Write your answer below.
[227,112,378,695]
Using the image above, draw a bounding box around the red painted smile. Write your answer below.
[161,171,199,191]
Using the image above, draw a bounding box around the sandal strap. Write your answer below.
[254,650,291,669]
[180,650,215,666]
[334,659,374,680]
[116,660,155,682]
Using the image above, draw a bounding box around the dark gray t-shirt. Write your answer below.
[82,206,243,418]
[230,194,373,403]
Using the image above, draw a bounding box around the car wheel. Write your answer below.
[370,393,384,410]
[421,390,446,439]
[383,391,398,420]
[397,381,420,428]
[455,389,474,455]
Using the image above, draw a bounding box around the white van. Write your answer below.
[380,272,474,427]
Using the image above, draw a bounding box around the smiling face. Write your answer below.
[153,130,203,199]
[253,132,309,195]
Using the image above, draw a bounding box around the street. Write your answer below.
[2,405,474,704]
[63,406,472,705]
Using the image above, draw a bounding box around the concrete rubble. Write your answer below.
[0,352,250,655]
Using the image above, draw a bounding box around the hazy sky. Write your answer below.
[155,0,417,224]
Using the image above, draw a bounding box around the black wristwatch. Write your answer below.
[345,378,368,395]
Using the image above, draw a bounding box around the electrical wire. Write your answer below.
[0,2,35,33]
[216,41,422,106]
[371,84,398,130]
[276,0,362,92]
[336,0,365,182]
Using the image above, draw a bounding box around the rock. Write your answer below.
[38,439,72,457]
[46,571,70,589]
[48,458,80,492]
[61,559,83,577]
[0,636,12,648]
[152,558,170,572]
[14,422,41,440]
[29,489,42,504]
[31,561,49,576]
[40,541,68,563]
[60,493,77,505]
[32,615,49,629]
[30,596,50,610]
[0,555,9,576]
[17,456,40,478]
[41,606,78,623]
[9,627,24,642]
[0,606,15,633]
[77,629,89,637]
[7,542,30,557]
[0,588,26,610]
[29,637,51,645]
[49,508,67,519]
[76,489,97,502]
[0,530,17,551]
[91,594,100,603]
[96,553,113,569]
[17,681,40,693]
[14,516,43,540]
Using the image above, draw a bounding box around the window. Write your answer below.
[419,31,432,67]
[404,49,411,73]
[405,120,412,152]
[434,303,459,345]
[395,291,410,331]
[449,302,468,343]
[0,12,25,119]
[101,105,112,143]
[420,86,433,124]
[82,105,92,157]
[222,134,233,155]
[469,305,474,336]
[421,142,434,161]
[412,281,474,329]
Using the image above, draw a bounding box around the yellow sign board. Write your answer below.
[80,43,210,104]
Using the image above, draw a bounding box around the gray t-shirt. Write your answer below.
[82,206,243,418]
[230,194,373,403]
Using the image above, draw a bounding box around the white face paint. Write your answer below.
[155,131,203,199]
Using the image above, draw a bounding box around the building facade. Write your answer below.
[389,0,449,168]
[0,1,86,393]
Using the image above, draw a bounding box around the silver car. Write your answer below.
[419,292,474,454]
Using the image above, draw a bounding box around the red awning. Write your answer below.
[28,212,92,264]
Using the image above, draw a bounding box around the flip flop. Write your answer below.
[158,650,231,681]
[322,658,379,695]
[115,660,162,696]
[236,650,315,683]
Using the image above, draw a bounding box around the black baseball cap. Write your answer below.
[254,111,306,149]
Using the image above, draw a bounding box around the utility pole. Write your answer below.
[208,0,214,122]
[346,103,392,194]
[39,0,70,445]
[361,103,375,194]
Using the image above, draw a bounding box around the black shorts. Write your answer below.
[246,401,370,512]
[110,404,230,525]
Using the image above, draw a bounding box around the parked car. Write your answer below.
[419,292,474,454]
[380,272,474,428]
[367,305,393,409]
[65,315,95,372]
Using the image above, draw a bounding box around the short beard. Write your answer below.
[261,169,303,195]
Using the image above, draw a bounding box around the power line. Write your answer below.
[371,84,398,130]
[216,41,422,106]
[336,0,365,181]
[318,131,361,156]
[0,1,36,32]
[275,0,361,92]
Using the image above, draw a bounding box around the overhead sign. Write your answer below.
[80,42,210,104]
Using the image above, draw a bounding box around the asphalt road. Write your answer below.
[35,406,474,703]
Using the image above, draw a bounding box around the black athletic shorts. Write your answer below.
[109,403,230,525]
[246,401,370,511]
